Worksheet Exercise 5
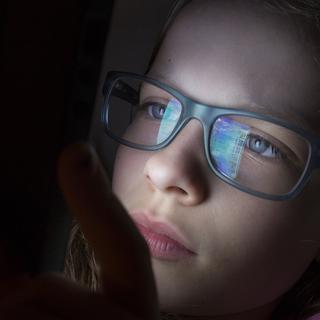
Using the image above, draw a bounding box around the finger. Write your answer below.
[57,143,159,319]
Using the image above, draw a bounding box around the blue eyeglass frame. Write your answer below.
[101,71,320,201]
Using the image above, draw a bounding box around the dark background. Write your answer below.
[1,0,114,274]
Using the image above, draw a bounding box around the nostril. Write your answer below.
[167,186,187,195]
[144,174,155,191]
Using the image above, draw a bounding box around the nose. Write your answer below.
[143,119,209,206]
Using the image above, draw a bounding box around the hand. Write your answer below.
[0,143,159,320]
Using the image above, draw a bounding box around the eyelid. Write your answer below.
[139,98,169,121]
[248,127,302,166]
[140,94,173,106]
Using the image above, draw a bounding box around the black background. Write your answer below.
[1,0,114,274]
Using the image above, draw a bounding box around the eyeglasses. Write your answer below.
[101,71,320,201]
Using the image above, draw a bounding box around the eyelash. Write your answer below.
[245,134,284,159]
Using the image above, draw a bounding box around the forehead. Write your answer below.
[149,0,320,133]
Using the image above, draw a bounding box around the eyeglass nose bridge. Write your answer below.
[176,100,223,170]
[181,100,222,141]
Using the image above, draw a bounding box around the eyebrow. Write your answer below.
[238,102,312,131]
[148,72,314,133]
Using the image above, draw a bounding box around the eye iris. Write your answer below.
[151,104,165,119]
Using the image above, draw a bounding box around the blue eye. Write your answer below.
[145,103,166,120]
[246,135,282,158]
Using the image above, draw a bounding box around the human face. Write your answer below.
[111,0,320,318]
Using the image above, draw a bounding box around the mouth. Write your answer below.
[130,209,196,261]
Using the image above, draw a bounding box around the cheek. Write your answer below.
[214,200,316,280]
[156,195,319,315]
[112,146,149,203]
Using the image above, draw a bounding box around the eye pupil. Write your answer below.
[249,136,268,153]
[255,139,262,148]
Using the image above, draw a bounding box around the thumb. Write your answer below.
[57,142,159,320]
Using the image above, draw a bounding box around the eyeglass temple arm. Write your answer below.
[103,78,140,124]
[109,80,139,105]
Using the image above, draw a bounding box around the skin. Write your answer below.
[112,0,320,319]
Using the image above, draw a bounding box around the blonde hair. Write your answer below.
[64,1,320,319]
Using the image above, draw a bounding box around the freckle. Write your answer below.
[168,58,172,63]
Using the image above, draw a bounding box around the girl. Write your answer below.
[1,1,319,320]
[66,0,320,319]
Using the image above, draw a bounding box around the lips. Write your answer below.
[130,209,196,259]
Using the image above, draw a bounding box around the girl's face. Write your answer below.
[111,0,320,318]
